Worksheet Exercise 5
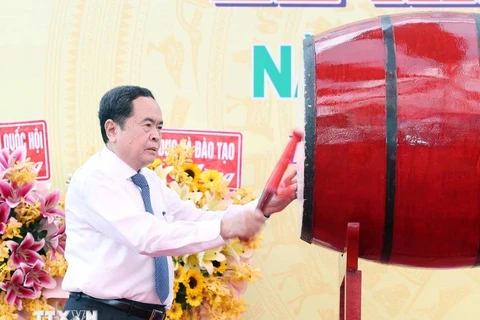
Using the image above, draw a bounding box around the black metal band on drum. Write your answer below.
[380,15,398,264]
[300,35,316,244]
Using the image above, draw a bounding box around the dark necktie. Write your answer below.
[131,173,169,303]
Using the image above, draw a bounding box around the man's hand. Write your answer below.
[263,167,298,217]
[220,209,266,242]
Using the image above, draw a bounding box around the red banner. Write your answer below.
[159,129,243,189]
[0,120,51,181]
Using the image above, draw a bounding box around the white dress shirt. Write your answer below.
[62,147,256,308]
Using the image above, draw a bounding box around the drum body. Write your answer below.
[299,12,480,268]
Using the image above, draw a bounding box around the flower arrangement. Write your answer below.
[0,146,67,320]
[147,139,262,320]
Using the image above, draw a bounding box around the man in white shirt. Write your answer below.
[62,85,298,320]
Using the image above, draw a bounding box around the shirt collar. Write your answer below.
[100,146,139,181]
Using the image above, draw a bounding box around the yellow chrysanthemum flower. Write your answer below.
[199,170,223,187]
[173,281,180,297]
[209,181,231,201]
[174,171,192,186]
[224,262,262,283]
[1,218,23,240]
[0,292,18,320]
[44,251,68,278]
[243,232,264,250]
[200,296,248,320]
[146,158,162,170]
[232,187,257,205]
[202,276,230,308]
[183,268,205,296]
[0,242,9,260]
[14,202,41,227]
[185,291,203,308]
[191,182,205,193]
[0,262,13,282]
[22,297,54,320]
[174,263,185,283]
[163,139,194,169]
[212,260,227,275]
[166,302,183,320]
[218,296,248,318]
[5,160,38,187]
[177,308,201,320]
[199,170,231,201]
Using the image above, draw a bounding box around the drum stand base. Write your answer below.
[339,222,362,320]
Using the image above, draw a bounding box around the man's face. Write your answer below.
[107,96,163,171]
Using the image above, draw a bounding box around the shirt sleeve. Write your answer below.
[79,170,231,257]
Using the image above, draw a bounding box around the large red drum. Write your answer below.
[298,11,480,268]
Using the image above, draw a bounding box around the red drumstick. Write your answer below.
[256,130,303,213]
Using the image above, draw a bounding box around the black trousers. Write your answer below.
[63,295,145,320]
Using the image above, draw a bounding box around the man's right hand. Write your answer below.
[220,209,266,242]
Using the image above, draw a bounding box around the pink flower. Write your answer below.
[39,219,66,260]
[0,180,35,208]
[50,223,66,259]
[35,181,52,197]
[38,189,64,223]
[19,259,56,291]
[0,145,41,181]
[0,268,37,308]
[0,146,27,172]
[0,148,9,172]
[0,149,8,179]
[0,202,10,234]
[6,232,45,268]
